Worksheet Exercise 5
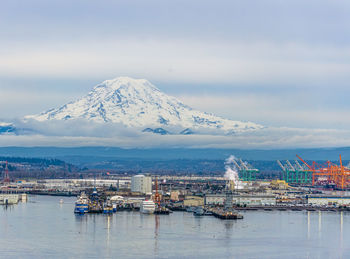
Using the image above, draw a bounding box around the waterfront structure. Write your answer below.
[170,191,179,201]
[183,195,204,207]
[131,175,152,194]
[0,194,19,205]
[205,194,276,206]
[307,196,350,206]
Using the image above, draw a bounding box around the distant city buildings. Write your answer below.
[131,174,152,195]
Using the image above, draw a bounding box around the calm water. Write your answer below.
[0,196,349,259]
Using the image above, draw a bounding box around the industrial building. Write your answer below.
[170,191,179,201]
[183,195,204,207]
[131,175,152,195]
[307,196,350,206]
[205,194,276,206]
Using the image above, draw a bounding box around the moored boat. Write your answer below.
[193,206,213,216]
[74,192,89,214]
[140,200,156,214]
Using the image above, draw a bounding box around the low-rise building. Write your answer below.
[170,191,179,201]
[183,195,204,207]
[205,194,276,206]
[307,196,350,206]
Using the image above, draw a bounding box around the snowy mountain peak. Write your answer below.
[95,77,159,92]
[25,77,263,134]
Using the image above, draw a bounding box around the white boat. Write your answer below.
[140,200,155,214]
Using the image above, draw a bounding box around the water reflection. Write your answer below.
[223,220,234,258]
[92,214,97,244]
[318,211,322,238]
[75,213,88,236]
[106,215,112,258]
[154,215,160,256]
[224,220,234,243]
[340,211,343,250]
[307,211,310,240]
[106,214,111,244]
[2,205,14,211]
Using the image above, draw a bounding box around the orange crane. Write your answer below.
[296,154,350,189]
[154,176,161,207]
[3,161,10,184]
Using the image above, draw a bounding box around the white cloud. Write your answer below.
[1,40,349,86]
[1,119,350,149]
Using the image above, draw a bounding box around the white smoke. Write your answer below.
[224,155,243,189]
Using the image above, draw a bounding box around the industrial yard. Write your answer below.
[2,155,350,214]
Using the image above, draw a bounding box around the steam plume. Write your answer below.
[224,155,242,189]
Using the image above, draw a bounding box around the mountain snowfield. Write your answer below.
[25,77,263,135]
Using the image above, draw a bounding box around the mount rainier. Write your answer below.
[25,77,263,135]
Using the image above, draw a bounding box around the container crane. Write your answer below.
[277,159,311,184]
[297,154,350,189]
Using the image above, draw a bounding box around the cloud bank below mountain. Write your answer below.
[1,119,349,149]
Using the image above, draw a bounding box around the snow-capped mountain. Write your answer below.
[25,77,263,134]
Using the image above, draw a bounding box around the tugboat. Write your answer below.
[103,204,113,214]
[74,192,89,214]
[103,198,114,214]
[193,206,213,216]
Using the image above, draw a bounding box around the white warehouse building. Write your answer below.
[205,194,276,206]
[307,196,350,206]
[131,175,152,195]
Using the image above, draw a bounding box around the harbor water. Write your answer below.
[0,195,350,258]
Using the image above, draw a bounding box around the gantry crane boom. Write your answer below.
[286,160,296,171]
[277,160,286,172]
[232,159,242,171]
[295,160,304,171]
[296,155,313,170]
[239,159,249,170]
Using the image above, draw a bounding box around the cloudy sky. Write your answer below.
[1,0,350,134]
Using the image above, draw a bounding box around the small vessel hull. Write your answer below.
[74,192,90,214]
[211,209,244,220]
[140,200,156,214]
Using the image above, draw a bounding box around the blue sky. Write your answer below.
[1,0,350,130]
